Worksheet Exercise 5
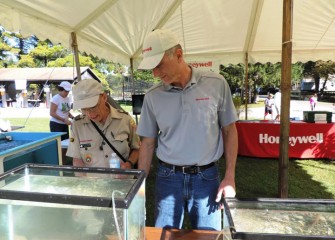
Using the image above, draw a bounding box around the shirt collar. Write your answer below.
[164,65,198,91]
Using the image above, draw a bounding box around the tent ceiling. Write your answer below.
[1,0,335,67]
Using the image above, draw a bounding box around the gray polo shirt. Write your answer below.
[137,67,238,166]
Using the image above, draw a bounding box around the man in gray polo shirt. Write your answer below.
[137,29,238,231]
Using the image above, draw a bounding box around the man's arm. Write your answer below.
[138,137,156,177]
[216,122,238,202]
[121,149,139,169]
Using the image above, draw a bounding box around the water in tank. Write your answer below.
[223,198,335,239]
[0,164,145,240]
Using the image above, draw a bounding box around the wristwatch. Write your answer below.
[126,160,135,168]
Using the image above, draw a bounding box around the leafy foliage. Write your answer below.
[232,95,242,118]
[220,61,309,103]
[17,55,36,68]
[314,60,335,93]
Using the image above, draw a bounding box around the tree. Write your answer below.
[47,54,95,69]
[291,62,304,89]
[220,64,244,92]
[17,55,36,68]
[314,60,335,94]
[1,30,38,58]
[29,40,69,67]
[0,26,18,67]
[0,37,13,67]
[133,70,160,94]
[83,53,116,75]
[29,41,54,66]
[247,63,266,103]
[303,61,319,92]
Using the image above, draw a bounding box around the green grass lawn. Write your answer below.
[5,114,335,227]
[8,118,50,132]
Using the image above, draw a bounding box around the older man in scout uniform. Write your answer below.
[66,78,140,169]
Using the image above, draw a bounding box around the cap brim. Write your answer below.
[138,52,165,70]
[73,95,99,109]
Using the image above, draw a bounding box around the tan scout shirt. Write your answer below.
[66,105,140,168]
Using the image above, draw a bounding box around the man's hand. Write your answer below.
[120,160,132,170]
[215,177,236,203]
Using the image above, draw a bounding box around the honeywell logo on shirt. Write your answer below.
[259,133,323,146]
[196,97,210,101]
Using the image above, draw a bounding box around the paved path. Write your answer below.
[1,100,334,122]
[236,100,334,121]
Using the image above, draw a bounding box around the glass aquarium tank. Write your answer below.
[223,198,335,239]
[0,132,64,173]
[0,164,145,240]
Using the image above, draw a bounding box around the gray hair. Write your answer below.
[165,44,182,58]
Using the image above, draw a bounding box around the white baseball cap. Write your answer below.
[72,79,104,109]
[58,81,72,91]
[138,29,180,70]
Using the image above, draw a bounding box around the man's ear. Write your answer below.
[101,93,108,102]
[176,48,183,61]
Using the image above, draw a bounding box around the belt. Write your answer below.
[158,160,215,174]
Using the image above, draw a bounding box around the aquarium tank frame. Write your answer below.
[223,198,335,240]
[0,163,145,209]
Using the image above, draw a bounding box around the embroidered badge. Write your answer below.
[85,153,92,163]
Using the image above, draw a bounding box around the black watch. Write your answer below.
[126,160,134,168]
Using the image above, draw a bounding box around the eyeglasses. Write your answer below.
[81,96,101,113]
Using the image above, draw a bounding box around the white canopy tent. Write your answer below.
[0,0,335,68]
[0,0,334,198]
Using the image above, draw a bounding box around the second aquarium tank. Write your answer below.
[223,198,335,239]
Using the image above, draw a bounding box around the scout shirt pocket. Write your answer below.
[79,137,104,167]
[112,133,129,159]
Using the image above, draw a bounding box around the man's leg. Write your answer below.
[154,164,185,229]
[187,164,221,230]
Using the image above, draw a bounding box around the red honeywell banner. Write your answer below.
[236,121,335,159]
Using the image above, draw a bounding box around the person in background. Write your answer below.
[264,93,274,120]
[310,93,317,111]
[0,118,11,132]
[16,92,23,108]
[49,81,73,141]
[136,29,238,231]
[274,89,281,121]
[66,79,140,169]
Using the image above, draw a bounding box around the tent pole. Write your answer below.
[71,32,82,82]
[244,53,249,120]
[130,58,135,94]
[279,0,293,198]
